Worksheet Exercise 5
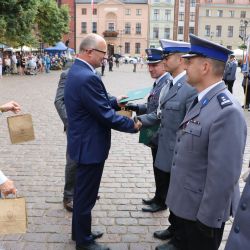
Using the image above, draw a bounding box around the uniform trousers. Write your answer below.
[151,147,170,206]
[224,80,235,93]
[72,162,104,246]
[170,214,225,250]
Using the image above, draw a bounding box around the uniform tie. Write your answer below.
[190,96,199,110]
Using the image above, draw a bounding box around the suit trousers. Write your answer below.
[72,162,104,246]
[63,151,77,200]
[170,214,225,250]
[151,147,170,206]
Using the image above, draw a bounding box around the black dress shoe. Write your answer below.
[72,231,103,241]
[142,202,167,213]
[142,197,155,205]
[63,199,73,212]
[154,228,173,240]
[155,242,179,250]
[97,195,100,200]
[76,241,110,250]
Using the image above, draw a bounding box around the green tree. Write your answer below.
[36,0,69,45]
[0,0,69,47]
[0,0,38,47]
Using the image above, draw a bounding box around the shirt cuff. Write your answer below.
[0,170,8,185]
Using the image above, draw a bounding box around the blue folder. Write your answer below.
[119,87,152,103]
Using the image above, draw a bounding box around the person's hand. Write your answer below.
[133,116,142,131]
[0,101,21,114]
[117,95,128,108]
[126,103,139,112]
[0,179,17,196]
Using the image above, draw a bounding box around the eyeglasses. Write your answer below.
[92,48,107,55]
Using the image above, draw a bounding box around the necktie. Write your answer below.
[190,96,199,110]
[153,81,157,88]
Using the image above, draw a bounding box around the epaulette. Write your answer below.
[217,93,232,109]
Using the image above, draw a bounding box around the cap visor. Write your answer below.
[146,60,162,64]
[181,53,198,59]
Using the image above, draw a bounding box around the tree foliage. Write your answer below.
[0,0,69,47]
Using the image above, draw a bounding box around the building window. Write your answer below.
[178,26,184,34]
[228,26,233,37]
[93,8,97,15]
[229,10,234,18]
[189,27,195,34]
[135,43,140,54]
[227,0,234,3]
[190,0,196,7]
[153,9,160,20]
[190,12,195,22]
[240,11,246,18]
[205,25,211,36]
[217,10,223,17]
[206,9,211,17]
[125,23,131,34]
[82,8,87,15]
[180,0,184,7]
[125,9,131,15]
[179,12,184,21]
[165,0,172,3]
[165,9,171,20]
[164,28,170,39]
[108,23,115,31]
[92,22,97,33]
[136,9,142,16]
[153,27,159,39]
[125,42,130,54]
[136,23,141,35]
[81,22,87,33]
[216,25,222,37]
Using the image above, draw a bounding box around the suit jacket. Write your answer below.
[54,69,115,131]
[223,60,237,81]
[137,73,172,115]
[166,82,247,228]
[225,176,250,250]
[54,69,69,130]
[64,59,136,164]
[139,75,197,172]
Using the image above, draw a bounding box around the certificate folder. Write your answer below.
[139,125,159,146]
[119,87,152,103]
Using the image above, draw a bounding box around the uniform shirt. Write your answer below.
[198,81,221,101]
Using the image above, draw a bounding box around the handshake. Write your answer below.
[133,116,142,131]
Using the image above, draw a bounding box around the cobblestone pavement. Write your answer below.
[0,64,249,250]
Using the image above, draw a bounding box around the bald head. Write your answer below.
[78,33,107,68]
[79,33,106,52]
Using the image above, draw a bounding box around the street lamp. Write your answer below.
[239,19,249,63]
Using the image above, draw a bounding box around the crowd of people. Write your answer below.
[0,51,72,77]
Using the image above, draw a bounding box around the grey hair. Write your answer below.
[79,33,101,52]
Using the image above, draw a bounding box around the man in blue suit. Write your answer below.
[64,33,140,250]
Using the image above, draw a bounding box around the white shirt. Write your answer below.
[198,81,221,101]
[0,170,8,185]
[155,72,170,85]
[173,71,186,86]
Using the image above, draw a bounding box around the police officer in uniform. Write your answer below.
[126,48,172,212]
[225,174,250,250]
[136,40,196,242]
[159,34,247,250]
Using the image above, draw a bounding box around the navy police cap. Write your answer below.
[182,34,233,62]
[145,48,164,64]
[160,39,190,54]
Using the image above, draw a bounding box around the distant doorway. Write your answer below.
[108,44,114,56]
